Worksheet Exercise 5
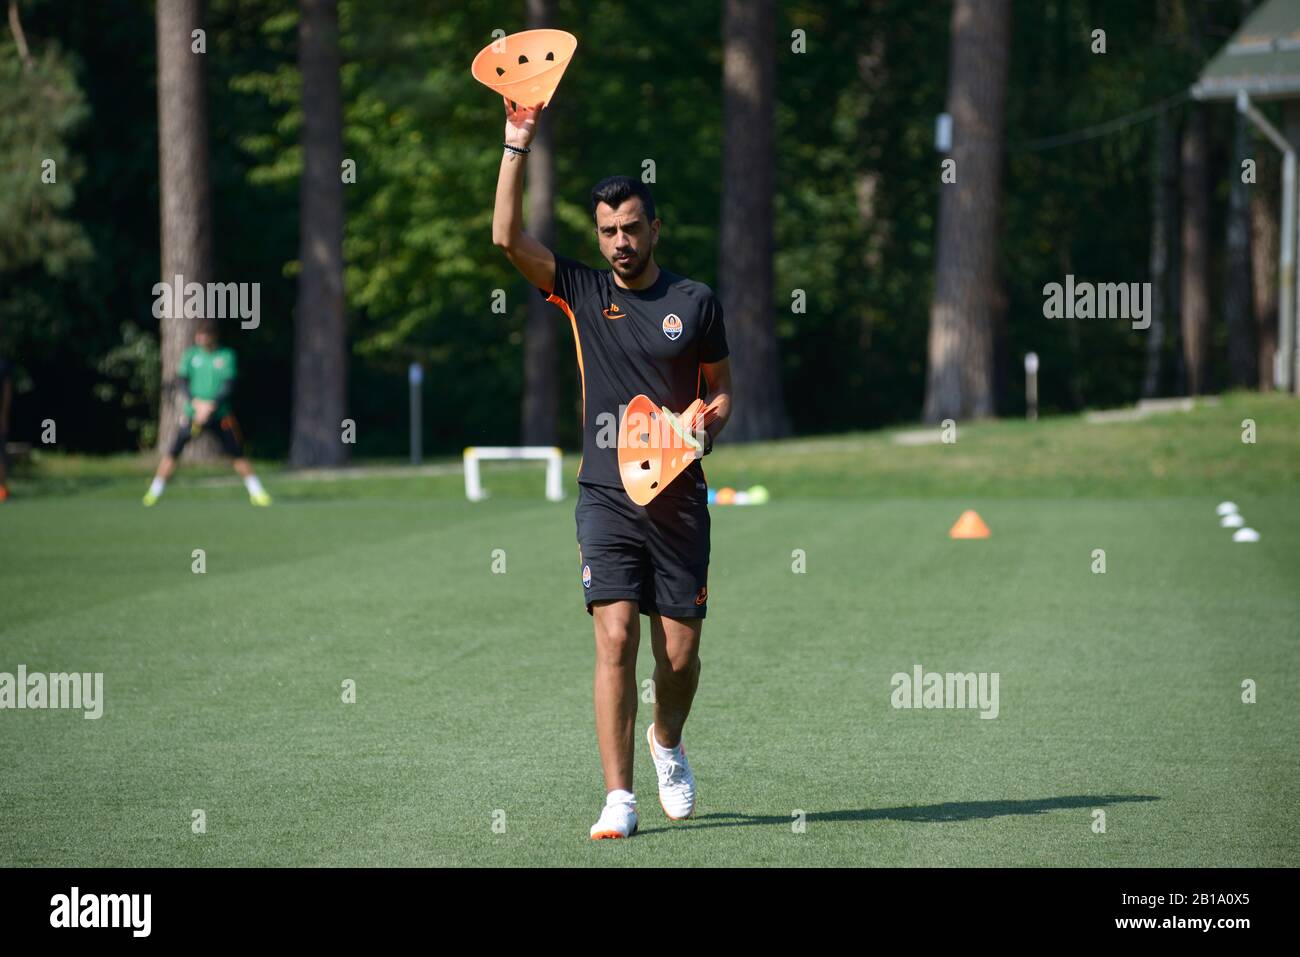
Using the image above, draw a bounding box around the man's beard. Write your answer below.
[612,250,647,281]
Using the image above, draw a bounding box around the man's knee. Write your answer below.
[658,650,701,683]
[653,616,702,675]
[592,601,638,666]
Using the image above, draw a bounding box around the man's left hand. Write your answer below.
[688,427,711,460]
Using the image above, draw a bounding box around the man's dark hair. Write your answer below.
[589,175,656,225]
[196,319,219,340]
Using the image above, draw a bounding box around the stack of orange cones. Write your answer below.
[617,395,708,506]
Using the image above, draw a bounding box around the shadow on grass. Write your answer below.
[637,794,1159,835]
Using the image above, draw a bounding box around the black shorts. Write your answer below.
[575,481,710,619]
[170,414,245,458]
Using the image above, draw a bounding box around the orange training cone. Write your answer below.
[949,510,990,539]
[471,29,578,109]
[618,395,707,506]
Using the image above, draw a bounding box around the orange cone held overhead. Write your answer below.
[949,510,990,539]
[471,29,578,108]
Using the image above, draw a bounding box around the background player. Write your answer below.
[143,319,271,507]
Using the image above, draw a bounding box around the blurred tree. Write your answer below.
[1224,103,1256,388]
[1143,107,1179,398]
[923,0,1011,422]
[1179,0,1211,396]
[289,0,348,466]
[720,0,788,441]
[1250,148,1278,389]
[155,0,219,459]
[1,0,161,451]
[0,0,90,442]
[0,0,88,275]
[1180,104,1211,395]
[521,0,558,446]
[1216,0,1261,392]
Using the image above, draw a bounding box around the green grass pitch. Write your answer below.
[1,393,1297,866]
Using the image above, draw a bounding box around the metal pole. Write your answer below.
[409,362,423,465]
[1024,352,1039,420]
[1237,91,1295,392]
[1286,102,1300,396]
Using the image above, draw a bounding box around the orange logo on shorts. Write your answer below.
[695,583,707,605]
[662,313,683,340]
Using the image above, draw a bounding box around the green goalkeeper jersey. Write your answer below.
[180,346,237,419]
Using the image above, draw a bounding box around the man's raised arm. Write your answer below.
[491,97,556,293]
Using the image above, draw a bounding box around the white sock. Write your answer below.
[148,477,166,497]
[243,474,264,496]
[652,730,679,756]
[606,788,636,807]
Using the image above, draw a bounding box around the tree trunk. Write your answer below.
[290,0,348,467]
[1285,103,1300,394]
[155,0,218,460]
[1224,107,1256,388]
[922,0,1011,423]
[521,0,557,445]
[1179,103,1211,395]
[1250,152,1279,390]
[1142,107,1178,398]
[1168,121,1187,397]
[719,0,788,441]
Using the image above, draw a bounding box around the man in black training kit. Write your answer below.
[492,97,733,839]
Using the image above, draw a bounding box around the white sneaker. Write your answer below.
[647,723,696,820]
[589,793,639,840]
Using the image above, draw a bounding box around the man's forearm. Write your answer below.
[696,391,731,454]
[703,393,731,440]
[492,148,528,246]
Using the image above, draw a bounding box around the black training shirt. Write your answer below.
[539,252,729,497]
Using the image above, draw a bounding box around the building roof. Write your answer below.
[1192,0,1300,101]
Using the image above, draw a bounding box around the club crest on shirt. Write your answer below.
[662,313,682,340]
[582,564,592,589]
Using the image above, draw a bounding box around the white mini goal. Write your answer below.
[463,446,565,502]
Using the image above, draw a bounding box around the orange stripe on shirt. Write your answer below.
[547,292,585,478]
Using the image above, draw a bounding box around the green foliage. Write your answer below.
[0,0,1269,455]
[0,37,90,274]
[0,0,159,452]
[94,322,161,449]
